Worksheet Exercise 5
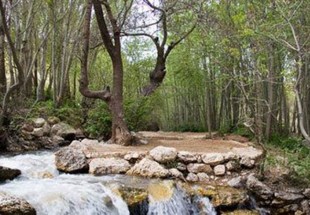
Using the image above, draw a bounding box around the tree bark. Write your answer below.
[80,0,132,145]
[0,21,6,96]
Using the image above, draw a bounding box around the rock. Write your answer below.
[187,163,212,174]
[32,128,44,137]
[42,123,51,136]
[149,146,177,163]
[21,123,34,132]
[240,157,255,168]
[127,158,169,178]
[117,186,148,215]
[303,188,310,198]
[232,147,263,160]
[227,176,244,188]
[186,173,198,182]
[52,135,65,146]
[272,203,299,214]
[0,192,36,215]
[201,153,225,165]
[226,160,240,171]
[224,152,239,161]
[21,130,33,140]
[148,181,174,202]
[301,200,310,215]
[246,175,273,200]
[221,209,259,215]
[54,147,88,173]
[47,116,60,125]
[124,152,145,162]
[80,138,100,145]
[201,186,248,208]
[274,191,304,203]
[176,162,187,171]
[89,158,131,175]
[51,122,77,140]
[214,165,226,176]
[169,168,184,179]
[0,166,21,181]
[33,118,46,128]
[197,173,209,182]
[177,151,198,163]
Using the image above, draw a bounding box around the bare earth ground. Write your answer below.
[85,131,256,156]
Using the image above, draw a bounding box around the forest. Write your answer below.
[0,0,310,214]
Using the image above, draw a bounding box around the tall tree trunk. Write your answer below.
[0,22,6,96]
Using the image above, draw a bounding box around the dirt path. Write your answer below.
[86,131,255,155]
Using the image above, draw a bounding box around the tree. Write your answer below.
[80,0,198,145]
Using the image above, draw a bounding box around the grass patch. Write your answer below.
[265,134,310,187]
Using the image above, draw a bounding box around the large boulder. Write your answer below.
[0,166,21,182]
[127,158,169,178]
[0,192,36,215]
[54,147,88,173]
[201,153,225,165]
[51,122,77,140]
[89,158,131,175]
[149,146,177,163]
[246,175,273,200]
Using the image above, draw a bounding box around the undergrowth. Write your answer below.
[265,134,310,186]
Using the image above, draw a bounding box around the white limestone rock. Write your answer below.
[186,173,198,182]
[33,118,46,128]
[201,153,225,165]
[149,146,177,163]
[89,158,131,175]
[127,158,169,178]
[214,165,226,176]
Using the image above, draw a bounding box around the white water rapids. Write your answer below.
[0,151,216,215]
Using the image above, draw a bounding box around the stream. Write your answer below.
[0,151,216,215]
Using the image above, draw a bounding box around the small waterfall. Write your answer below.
[193,196,217,215]
[0,151,58,179]
[0,151,218,215]
[147,182,216,215]
[0,152,129,215]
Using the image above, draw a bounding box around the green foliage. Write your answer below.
[266,135,310,185]
[232,126,254,139]
[176,124,205,133]
[124,96,160,131]
[28,100,83,128]
[83,102,112,139]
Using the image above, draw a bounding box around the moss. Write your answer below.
[221,210,260,215]
[147,181,175,202]
[118,187,148,206]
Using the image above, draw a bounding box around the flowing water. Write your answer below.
[0,151,216,215]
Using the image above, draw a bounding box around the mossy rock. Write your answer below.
[221,209,260,215]
[118,187,148,206]
[193,185,248,208]
[118,186,149,215]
